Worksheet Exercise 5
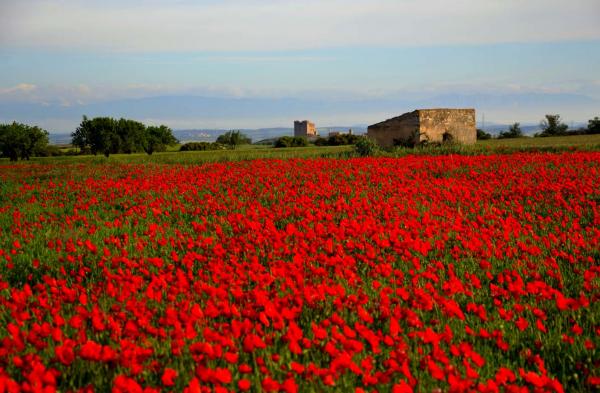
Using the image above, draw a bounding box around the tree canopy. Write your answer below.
[71,116,178,157]
[0,122,49,161]
[144,125,179,155]
[588,117,600,134]
[216,130,251,149]
[537,114,568,137]
[498,123,523,139]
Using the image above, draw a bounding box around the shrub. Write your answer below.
[180,142,225,151]
[498,123,524,139]
[354,136,379,157]
[315,134,361,146]
[274,136,308,148]
[477,129,492,140]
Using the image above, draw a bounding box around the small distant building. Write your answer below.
[328,129,353,137]
[367,109,476,148]
[294,120,317,138]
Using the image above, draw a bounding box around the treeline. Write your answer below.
[273,133,361,148]
[477,115,600,140]
[315,133,361,146]
[71,116,178,157]
[179,131,252,151]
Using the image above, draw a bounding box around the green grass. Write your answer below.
[3,145,354,165]
[388,134,600,157]
[477,134,600,148]
[3,134,599,165]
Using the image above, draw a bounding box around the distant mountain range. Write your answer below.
[2,91,597,140]
[48,126,369,145]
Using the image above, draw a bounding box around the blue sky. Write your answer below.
[1,0,599,131]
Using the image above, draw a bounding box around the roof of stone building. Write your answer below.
[368,108,475,129]
[368,110,419,129]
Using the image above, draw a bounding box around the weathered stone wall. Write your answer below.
[367,109,476,147]
[417,109,476,145]
[367,111,420,148]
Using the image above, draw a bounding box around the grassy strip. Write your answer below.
[2,134,600,165]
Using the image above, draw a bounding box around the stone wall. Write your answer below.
[367,109,476,148]
[367,111,420,148]
[417,109,476,145]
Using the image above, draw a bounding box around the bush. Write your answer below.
[477,129,492,140]
[274,136,308,148]
[498,123,524,139]
[393,130,422,148]
[38,145,64,157]
[314,134,361,146]
[180,142,226,151]
[354,136,379,157]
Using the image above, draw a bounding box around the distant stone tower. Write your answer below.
[294,120,317,137]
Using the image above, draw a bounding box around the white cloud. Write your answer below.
[1,0,599,52]
[0,83,37,95]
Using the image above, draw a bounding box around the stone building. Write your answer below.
[367,109,476,148]
[294,120,317,137]
[328,129,353,137]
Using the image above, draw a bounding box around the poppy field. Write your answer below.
[0,152,599,392]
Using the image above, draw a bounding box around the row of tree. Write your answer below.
[71,116,178,157]
[477,115,600,140]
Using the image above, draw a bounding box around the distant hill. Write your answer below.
[480,122,587,136]
[49,126,368,145]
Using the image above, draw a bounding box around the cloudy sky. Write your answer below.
[1,0,599,131]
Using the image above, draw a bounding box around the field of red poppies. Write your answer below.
[0,152,598,392]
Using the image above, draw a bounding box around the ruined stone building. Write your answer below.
[294,120,317,138]
[328,129,353,137]
[367,109,476,148]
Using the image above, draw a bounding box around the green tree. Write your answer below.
[117,118,146,154]
[537,114,568,137]
[92,117,119,157]
[0,122,49,161]
[216,130,251,149]
[72,116,119,156]
[144,125,178,155]
[71,116,92,153]
[72,116,178,156]
[498,123,523,139]
[587,117,600,134]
